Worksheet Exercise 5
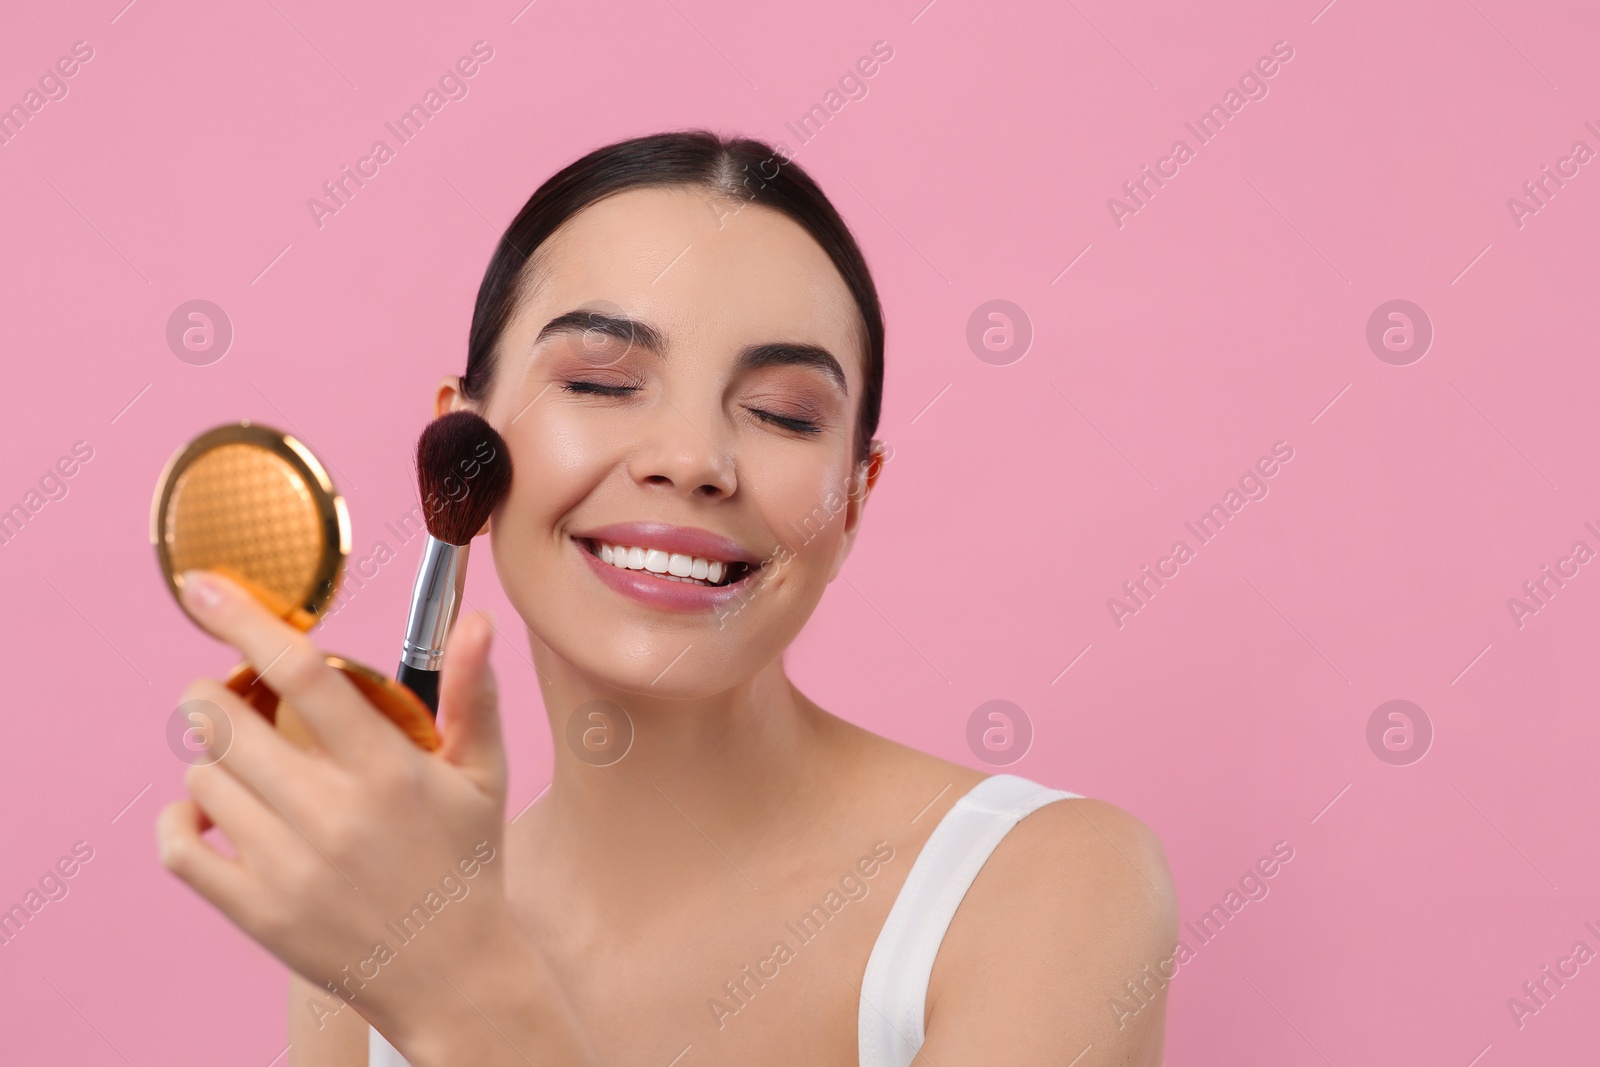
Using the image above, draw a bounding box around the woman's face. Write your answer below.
[466,184,881,697]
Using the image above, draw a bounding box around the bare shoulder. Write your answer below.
[922,794,1179,1066]
[810,704,989,816]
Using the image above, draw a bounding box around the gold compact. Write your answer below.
[152,421,439,752]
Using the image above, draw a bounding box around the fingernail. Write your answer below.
[181,571,224,613]
[482,610,496,631]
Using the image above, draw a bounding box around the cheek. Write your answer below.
[507,412,617,523]
[486,415,615,591]
[764,460,855,563]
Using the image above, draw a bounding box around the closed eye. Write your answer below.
[561,380,638,397]
[562,381,821,435]
[749,408,821,435]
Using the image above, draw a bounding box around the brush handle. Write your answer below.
[398,536,469,718]
[395,662,440,715]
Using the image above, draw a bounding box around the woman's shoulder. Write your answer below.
[918,769,1176,939]
[823,715,1178,962]
[988,786,1174,889]
[816,711,988,811]
[920,785,1179,1063]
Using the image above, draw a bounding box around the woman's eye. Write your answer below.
[750,408,822,435]
[560,380,638,397]
[559,382,818,434]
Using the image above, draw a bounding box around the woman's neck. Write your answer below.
[507,629,851,923]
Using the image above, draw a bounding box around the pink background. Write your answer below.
[2,0,1596,1062]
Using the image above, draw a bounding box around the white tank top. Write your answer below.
[369,773,1077,1066]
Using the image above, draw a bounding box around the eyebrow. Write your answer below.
[536,309,849,395]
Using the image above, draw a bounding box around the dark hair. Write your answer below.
[461,129,884,464]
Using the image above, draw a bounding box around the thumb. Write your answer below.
[435,610,507,793]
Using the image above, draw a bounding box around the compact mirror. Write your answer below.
[152,421,347,632]
[152,421,439,752]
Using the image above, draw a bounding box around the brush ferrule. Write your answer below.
[400,536,469,671]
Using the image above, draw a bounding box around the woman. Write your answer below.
[156,130,1178,1066]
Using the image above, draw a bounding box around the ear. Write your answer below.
[825,440,888,583]
[433,375,469,420]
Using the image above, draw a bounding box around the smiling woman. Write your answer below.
[158,129,1175,1067]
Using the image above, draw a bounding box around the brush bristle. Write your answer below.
[415,411,513,545]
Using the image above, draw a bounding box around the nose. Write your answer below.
[626,400,738,500]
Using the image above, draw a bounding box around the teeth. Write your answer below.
[587,539,742,587]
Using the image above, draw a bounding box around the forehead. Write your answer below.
[515,185,865,382]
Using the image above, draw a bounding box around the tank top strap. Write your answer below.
[370,1025,409,1066]
[857,773,1080,1067]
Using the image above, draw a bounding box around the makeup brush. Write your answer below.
[396,411,513,714]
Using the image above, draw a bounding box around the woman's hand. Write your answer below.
[154,570,598,1066]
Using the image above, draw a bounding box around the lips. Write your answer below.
[573,522,763,566]
[570,522,766,613]
[573,539,762,612]
[581,538,752,587]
